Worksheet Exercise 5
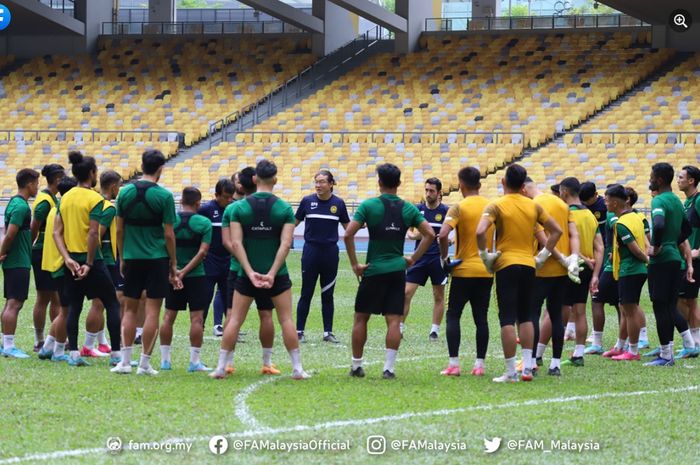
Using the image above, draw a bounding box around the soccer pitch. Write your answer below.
[1,251,698,465]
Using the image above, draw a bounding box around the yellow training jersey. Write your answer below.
[32,189,57,213]
[570,204,599,259]
[535,193,572,278]
[445,195,493,278]
[481,193,549,272]
[41,207,63,273]
[58,187,105,254]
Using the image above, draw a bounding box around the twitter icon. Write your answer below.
[484,437,502,454]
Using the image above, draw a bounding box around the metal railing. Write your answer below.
[117,7,312,23]
[0,129,185,145]
[226,130,525,145]
[38,0,74,16]
[208,25,392,148]
[425,14,648,32]
[563,131,700,144]
[102,20,305,35]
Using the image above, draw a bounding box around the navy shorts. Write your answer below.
[406,255,447,286]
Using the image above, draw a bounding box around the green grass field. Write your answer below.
[1,252,699,465]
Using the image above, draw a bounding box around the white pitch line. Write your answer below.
[234,354,446,431]
[234,377,279,431]
[2,383,698,464]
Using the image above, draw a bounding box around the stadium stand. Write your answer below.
[0,36,314,195]
[493,51,700,208]
[160,30,674,203]
[157,136,524,202]
[251,31,669,145]
[0,37,313,144]
[0,136,179,197]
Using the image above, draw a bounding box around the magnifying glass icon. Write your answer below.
[674,13,688,28]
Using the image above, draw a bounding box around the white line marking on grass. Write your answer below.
[2,384,698,464]
[234,355,445,430]
[234,377,278,431]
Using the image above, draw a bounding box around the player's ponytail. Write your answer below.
[68,151,97,183]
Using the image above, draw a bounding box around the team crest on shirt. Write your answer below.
[435,214,443,222]
[594,211,601,219]
[330,206,338,214]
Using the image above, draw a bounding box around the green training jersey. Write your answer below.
[650,191,684,265]
[353,193,424,278]
[174,212,212,278]
[116,181,176,260]
[100,203,117,266]
[222,200,241,273]
[230,192,295,277]
[3,196,32,270]
[615,220,648,277]
[684,192,700,251]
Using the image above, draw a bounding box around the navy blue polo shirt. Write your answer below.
[587,195,608,246]
[414,203,448,256]
[198,198,230,275]
[295,194,350,245]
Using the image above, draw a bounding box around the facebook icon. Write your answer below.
[0,3,11,31]
[208,435,229,455]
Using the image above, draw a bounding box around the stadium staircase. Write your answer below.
[164,29,394,168]
[503,50,696,174]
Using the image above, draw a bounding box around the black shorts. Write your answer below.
[235,273,291,302]
[63,260,117,302]
[108,262,125,292]
[447,277,493,315]
[406,255,448,286]
[3,267,30,301]
[679,260,700,300]
[53,274,70,308]
[32,249,58,292]
[355,271,405,315]
[648,261,680,304]
[226,271,274,311]
[166,276,210,311]
[495,265,535,327]
[563,267,593,306]
[122,258,169,299]
[619,273,647,305]
[592,270,619,306]
[531,275,568,319]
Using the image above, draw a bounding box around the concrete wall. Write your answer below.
[662,28,700,52]
[312,0,358,56]
[76,0,112,54]
[149,0,176,22]
[0,35,87,58]
[471,0,500,17]
[395,0,432,53]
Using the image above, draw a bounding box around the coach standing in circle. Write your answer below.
[295,170,350,344]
